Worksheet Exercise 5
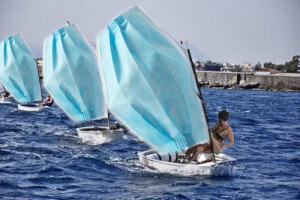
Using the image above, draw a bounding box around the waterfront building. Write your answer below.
[296,56,300,73]
[203,61,222,71]
[194,60,204,71]
[221,63,240,72]
[241,63,254,72]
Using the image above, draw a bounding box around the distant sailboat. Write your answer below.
[43,23,124,144]
[0,84,13,103]
[98,6,235,175]
[0,33,43,110]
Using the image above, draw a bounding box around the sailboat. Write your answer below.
[43,23,124,144]
[0,33,43,111]
[0,84,13,103]
[97,6,235,175]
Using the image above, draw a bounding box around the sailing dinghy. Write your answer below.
[138,150,235,175]
[0,33,42,111]
[0,95,13,103]
[43,24,124,144]
[98,6,235,175]
[0,85,13,103]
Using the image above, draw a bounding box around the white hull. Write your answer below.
[77,126,123,145]
[0,96,14,103]
[17,103,42,112]
[138,150,236,176]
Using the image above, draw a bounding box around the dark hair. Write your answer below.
[218,110,229,121]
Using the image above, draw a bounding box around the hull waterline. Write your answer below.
[0,96,14,103]
[77,126,124,145]
[17,103,42,112]
[138,149,236,176]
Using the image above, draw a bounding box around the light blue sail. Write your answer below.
[0,34,41,103]
[43,24,107,122]
[97,6,210,153]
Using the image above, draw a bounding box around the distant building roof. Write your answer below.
[259,68,280,73]
[204,62,222,71]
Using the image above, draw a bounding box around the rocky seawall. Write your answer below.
[197,71,300,91]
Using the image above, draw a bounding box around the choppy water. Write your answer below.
[0,89,299,199]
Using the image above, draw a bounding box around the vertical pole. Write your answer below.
[2,85,6,92]
[181,40,216,163]
[37,59,43,107]
[107,110,110,128]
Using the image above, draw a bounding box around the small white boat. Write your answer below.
[17,103,42,112]
[0,34,42,108]
[0,96,14,103]
[44,24,124,145]
[98,6,237,176]
[138,150,236,176]
[77,125,124,145]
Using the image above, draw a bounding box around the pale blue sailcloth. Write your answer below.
[97,6,210,153]
[0,34,41,103]
[43,24,106,122]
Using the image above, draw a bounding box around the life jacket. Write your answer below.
[43,96,54,107]
[212,122,230,144]
[45,96,51,103]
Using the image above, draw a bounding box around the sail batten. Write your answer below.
[98,6,210,153]
[0,34,41,103]
[44,24,107,122]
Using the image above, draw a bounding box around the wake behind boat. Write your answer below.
[77,125,123,145]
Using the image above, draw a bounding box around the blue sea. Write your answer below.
[0,88,299,200]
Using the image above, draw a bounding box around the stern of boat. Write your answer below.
[137,150,236,176]
[17,103,42,112]
[77,126,124,145]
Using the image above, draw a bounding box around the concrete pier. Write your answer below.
[36,57,300,91]
[196,71,300,91]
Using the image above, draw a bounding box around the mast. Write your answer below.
[37,59,43,106]
[181,40,216,163]
[2,85,6,93]
[107,110,110,127]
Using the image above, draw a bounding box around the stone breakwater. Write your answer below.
[196,71,300,91]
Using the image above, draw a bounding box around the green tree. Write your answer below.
[264,62,274,68]
[292,55,300,61]
[255,62,262,71]
[284,61,297,73]
[282,55,299,73]
[275,64,284,72]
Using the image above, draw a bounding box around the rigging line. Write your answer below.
[182,40,216,163]
[36,60,43,107]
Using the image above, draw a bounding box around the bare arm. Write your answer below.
[211,122,219,132]
[221,127,234,149]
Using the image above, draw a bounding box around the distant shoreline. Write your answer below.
[196,71,300,92]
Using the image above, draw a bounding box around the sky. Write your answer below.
[0,0,299,65]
